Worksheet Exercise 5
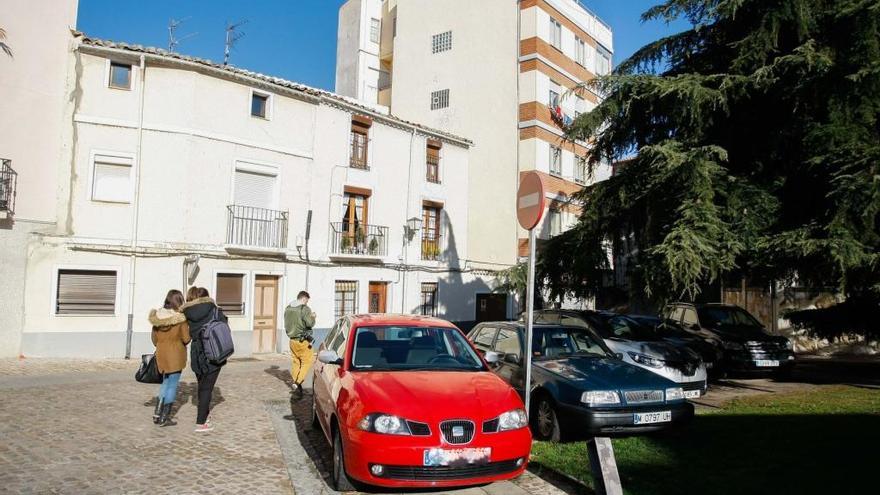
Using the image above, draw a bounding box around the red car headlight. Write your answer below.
[358,413,413,435]
[497,409,528,431]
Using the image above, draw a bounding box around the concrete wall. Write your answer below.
[0,0,78,357]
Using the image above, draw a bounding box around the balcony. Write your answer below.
[0,158,16,218]
[329,222,388,262]
[225,205,288,254]
[421,234,444,261]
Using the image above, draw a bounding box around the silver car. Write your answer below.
[533,310,708,398]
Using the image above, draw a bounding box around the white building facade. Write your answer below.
[2,29,499,358]
[336,0,614,311]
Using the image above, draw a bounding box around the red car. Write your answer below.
[311,314,532,490]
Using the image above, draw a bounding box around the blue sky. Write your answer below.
[77,0,689,91]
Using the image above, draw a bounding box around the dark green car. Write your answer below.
[468,322,694,440]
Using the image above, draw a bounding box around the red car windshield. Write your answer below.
[351,326,485,371]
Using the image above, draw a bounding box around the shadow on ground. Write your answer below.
[142,381,226,422]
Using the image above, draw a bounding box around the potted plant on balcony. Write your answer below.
[368,237,379,256]
[355,226,366,253]
[341,234,353,253]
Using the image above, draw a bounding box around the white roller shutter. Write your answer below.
[92,159,132,203]
[234,169,276,209]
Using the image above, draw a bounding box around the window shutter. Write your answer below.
[93,161,132,203]
[56,270,117,315]
[216,273,245,315]
[234,169,276,209]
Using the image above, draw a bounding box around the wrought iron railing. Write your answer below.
[330,222,388,256]
[421,233,444,261]
[0,159,16,215]
[226,205,289,250]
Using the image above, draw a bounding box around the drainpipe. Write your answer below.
[125,54,147,359]
[401,128,415,313]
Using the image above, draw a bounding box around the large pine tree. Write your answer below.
[542,0,880,333]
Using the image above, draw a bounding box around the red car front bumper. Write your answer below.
[342,426,532,488]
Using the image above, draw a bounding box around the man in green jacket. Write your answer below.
[285,290,316,399]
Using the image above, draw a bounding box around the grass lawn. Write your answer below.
[530,385,880,495]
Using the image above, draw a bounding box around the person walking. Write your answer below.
[181,286,227,432]
[285,291,316,399]
[149,289,191,427]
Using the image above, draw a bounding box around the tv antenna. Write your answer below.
[168,17,197,52]
[223,19,248,65]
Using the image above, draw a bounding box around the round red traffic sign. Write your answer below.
[517,171,546,230]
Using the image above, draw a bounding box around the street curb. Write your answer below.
[527,461,592,494]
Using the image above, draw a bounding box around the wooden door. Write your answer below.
[253,275,279,353]
[368,282,387,314]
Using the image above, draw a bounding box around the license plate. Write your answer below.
[755,360,779,367]
[683,389,701,399]
[633,411,671,425]
[424,447,491,467]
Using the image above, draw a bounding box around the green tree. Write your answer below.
[542,0,880,333]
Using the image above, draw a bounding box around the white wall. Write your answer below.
[389,0,521,269]
[19,42,483,357]
[0,0,79,357]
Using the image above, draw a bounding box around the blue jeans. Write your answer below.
[157,372,181,405]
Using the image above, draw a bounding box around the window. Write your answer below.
[426,140,441,183]
[340,190,370,252]
[109,62,132,90]
[421,283,438,316]
[431,89,449,110]
[335,281,358,319]
[216,273,245,315]
[55,269,117,315]
[234,167,277,209]
[472,326,498,352]
[393,17,397,37]
[549,80,561,108]
[549,208,563,236]
[549,146,562,176]
[549,18,562,49]
[370,18,381,43]
[350,116,371,169]
[575,37,586,66]
[682,309,700,327]
[422,203,442,260]
[596,46,612,75]
[251,92,269,118]
[432,30,453,54]
[494,328,521,356]
[575,156,587,184]
[91,153,133,203]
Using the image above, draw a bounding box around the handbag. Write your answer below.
[135,353,163,384]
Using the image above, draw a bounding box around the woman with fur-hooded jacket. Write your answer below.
[181,287,228,433]
[149,289,191,427]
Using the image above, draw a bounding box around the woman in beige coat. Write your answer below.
[149,289,191,427]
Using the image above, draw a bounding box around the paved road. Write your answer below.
[0,356,564,495]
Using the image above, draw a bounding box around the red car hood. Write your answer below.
[351,371,521,422]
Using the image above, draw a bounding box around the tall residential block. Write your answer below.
[336,0,614,277]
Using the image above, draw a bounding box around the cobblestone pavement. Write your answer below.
[0,357,566,495]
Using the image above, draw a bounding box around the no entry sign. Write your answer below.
[517,171,546,231]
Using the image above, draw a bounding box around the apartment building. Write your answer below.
[0,9,502,357]
[336,0,614,286]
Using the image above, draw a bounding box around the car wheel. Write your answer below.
[332,428,356,492]
[532,396,562,442]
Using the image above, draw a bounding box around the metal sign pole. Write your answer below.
[523,227,537,417]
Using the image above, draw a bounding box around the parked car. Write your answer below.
[468,321,694,440]
[530,310,708,397]
[663,303,795,375]
[628,314,725,377]
[311,314,532,491]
